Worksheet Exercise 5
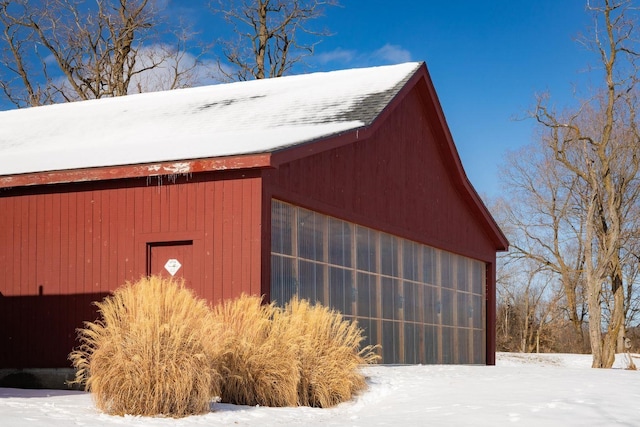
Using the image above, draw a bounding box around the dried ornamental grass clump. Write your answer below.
[69,281,378,415]
[69,276,219,418]
[209,294,300,407]
[283,297,380,408]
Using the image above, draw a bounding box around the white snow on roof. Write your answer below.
[0,62,422,176]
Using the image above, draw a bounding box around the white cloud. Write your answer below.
[314,48,357,65]
[371,44,412,64]
[312,43,413,69]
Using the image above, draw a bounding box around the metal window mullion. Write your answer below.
[416,244,425,363]
[292,205,299,297]
[436,249,443,364]
[323,215,330,307]
[397,237,405,363]
[351,222,357,317]
[374,230,383,359]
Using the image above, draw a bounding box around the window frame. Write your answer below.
[270,199,486,364]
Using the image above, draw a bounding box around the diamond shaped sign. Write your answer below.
[164,258,182,276]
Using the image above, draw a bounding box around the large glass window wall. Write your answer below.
[271,200,486,364]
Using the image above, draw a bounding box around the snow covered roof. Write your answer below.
[0,62,422,178]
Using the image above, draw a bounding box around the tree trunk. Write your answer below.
[602,262,625,367]
[565,282,587,350]
[617,324,625,353]
[588,284,604,368]
[585,190,605,368]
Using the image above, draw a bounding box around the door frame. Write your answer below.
[135,231,204,292]
[146,240,194,277]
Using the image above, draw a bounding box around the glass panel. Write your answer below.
[393,279,403,321]
[381,277,395,320]
[422,246,435,285]
[298,210,325,261]
[441,251,453,289]
[357,318,379,352]
[298,260,325,305]
[329,218,352,267]
[270,255,296,305]
[380,278,402,321]
[404,322,417,364]
[380,233,398,277]
[457,292,470,328]
[457,256,469,292]
[423,284,438,325]
[329,266,353,315]
[403,281,417,322]
[382,321,400,363]
[356,226,377,272]
[471,260,484,295]
[356,272,378,318]
[441,288,454,326]
[473,329,485,364]
[403,240,419,281]
[271,200,293,255]
[472,294,483,329]
[458,328,470,364]
[424,324,438,364]
[442,326,455,364]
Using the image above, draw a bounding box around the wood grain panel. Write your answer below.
[0,171,263,367]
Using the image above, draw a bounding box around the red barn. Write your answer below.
[0,62,507,382]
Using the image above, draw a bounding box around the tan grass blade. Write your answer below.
[69,276,220,418]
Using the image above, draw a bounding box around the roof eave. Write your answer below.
[0,153,273,189]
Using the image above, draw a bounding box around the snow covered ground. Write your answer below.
[1,353,639,426]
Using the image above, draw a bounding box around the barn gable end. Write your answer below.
[263,68,506,365]
[266,79,498,260]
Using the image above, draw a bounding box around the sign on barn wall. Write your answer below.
[148,241,193,284]
[164,259,182,276]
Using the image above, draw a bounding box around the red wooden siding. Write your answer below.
[0,66,505,369]
[263,84,501,364]
[265,87,496,264]
[0,171,262,368]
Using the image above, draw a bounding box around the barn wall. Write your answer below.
[264,85,500,364]
[0,171,262,368]
[264,86,496,263]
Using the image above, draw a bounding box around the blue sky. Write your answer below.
[4,1,600,198]
[169,1,598,197]
[195,1,602,197]
[302,1,597,198]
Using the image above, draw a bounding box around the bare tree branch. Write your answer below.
[0,0,201,107]
[528,0,640,368]
[211,0,338,81]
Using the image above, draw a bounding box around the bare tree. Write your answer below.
[212,0,338,81]
[496,253,562,353]
[499,141,589,350]
[0,0,201,107]
[534,0,640,368]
